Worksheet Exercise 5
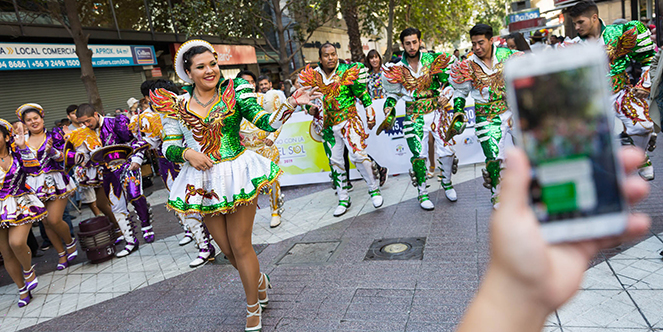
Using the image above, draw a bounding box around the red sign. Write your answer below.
[509,17,547,32]
[151,67,162,77]
[554,0,576,5]
[172,43,257,65]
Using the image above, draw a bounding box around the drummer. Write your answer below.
[71,103,152,258]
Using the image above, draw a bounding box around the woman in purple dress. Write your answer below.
[0,119,47,308]
[17,104,78,270]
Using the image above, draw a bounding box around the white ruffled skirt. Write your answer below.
[167,149,281,216]
[0,194,47,228]
[27,171,77,201]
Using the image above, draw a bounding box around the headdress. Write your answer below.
[16,103,44,121]
[174,40,217,84]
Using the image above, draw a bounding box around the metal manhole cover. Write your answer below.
[364,237,426,261]
[382,243,410,254]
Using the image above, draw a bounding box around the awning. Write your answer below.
[542,0,581,14]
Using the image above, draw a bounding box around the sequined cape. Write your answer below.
[298,62,373,128]
[152,77,294,164]
[599,21,654,92]
[450,46,520,119]
[381,51,456,115]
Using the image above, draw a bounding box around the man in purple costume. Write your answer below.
[74,103,153,257]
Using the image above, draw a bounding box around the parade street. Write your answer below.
[0,152,661,332]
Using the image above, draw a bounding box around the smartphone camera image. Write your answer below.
[505,44,627,243]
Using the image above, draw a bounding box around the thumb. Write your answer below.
[499,148,532,211]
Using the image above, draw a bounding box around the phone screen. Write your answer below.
[513,65,624,223]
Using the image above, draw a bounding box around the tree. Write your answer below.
[173,0,337,88]
[341,0,365,63]
[394,0,474,47]
[473,0,510,35]
[16,0,104,112]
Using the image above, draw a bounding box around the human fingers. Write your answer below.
[619,147,646,174]
[622,175,649,205]
[499,148,532,212]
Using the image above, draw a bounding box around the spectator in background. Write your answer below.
[114,108,124,117]
[237,70,257,91]
[529,31,551,53]
[257,75,273,93]
[506,32,532,52]
[59,118,71,129]
[453,49,460,59]
[126,97,139,114]
[66,105,82,132]
[364,49,385,100]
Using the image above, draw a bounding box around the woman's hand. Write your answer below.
[289,87,323,107]
[14,123,26,149]
[184,149,213,171]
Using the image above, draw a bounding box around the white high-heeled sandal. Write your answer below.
[258,273,272,309]
[245,301,262,332]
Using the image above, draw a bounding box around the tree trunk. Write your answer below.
[63,0,103,113]
[341,0,365,63]
[384,0,396,60]
[272,0,292,95]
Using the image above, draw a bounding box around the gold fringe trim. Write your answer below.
[166,169,283,217]
[40,186,77,202]
[0,211,48,229]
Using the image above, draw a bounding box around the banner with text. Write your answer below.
[277,98,490,187]
[0,43,157,71]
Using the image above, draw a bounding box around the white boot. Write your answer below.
[417,184,434,210]
[270,214,282,228]
[370,189,383,208]
[185,215,215,268]
[357,159,382,209]
[333,198,351,217]
[438,155,458,202]
[639,164,655,181]
[179,231,193,246]
[115,214,138,258]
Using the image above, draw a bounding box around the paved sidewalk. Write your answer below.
[1,156,662,331]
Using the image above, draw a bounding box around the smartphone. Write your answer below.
[504,44,628,243]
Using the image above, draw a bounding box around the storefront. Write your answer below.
[0,42,157,126]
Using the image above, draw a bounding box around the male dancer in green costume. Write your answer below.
[299,43,383,217]
[379,27,458,210]
[566,0,657,181]
[448,24,521,207]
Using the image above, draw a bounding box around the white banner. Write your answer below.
[275,98,490,187]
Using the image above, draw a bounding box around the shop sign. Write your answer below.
[173,43,257,65]
[554,0,577,5]
[506,8,540,25]
[0,43,157,71]
[509,17,547,32]
[151,67,162,77]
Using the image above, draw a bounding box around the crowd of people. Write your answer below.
[0,1,658,331]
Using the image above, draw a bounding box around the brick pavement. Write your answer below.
[0,154,662,331]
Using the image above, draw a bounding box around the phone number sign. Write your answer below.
[0,43,157,71]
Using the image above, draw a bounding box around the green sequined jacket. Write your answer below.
[597,20,655,92]
[449,46,520,119]
[381,51,456,115]
[151,78,294,163]
[298,62,373,128]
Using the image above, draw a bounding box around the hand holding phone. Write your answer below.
[505,44,630,243]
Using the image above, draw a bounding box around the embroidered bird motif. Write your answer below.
[383,53,453,94]
[299,64,360,110]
